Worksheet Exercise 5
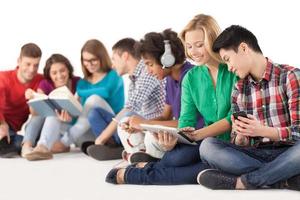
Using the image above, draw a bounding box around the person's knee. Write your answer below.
[199,137,218,162]
[87,108,101,123]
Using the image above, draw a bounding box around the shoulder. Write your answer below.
[107,69,120,78]
[0,70,13,88]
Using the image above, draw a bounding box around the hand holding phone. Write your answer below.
[233,111,248,120]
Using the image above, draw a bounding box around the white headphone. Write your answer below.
[160,40,175,69]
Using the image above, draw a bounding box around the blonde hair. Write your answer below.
[180,14,222,63]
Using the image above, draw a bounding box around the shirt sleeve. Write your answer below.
[125,73,160,111]
[178,73,198,128]
[278,70,300,141]
[0,79,6,121]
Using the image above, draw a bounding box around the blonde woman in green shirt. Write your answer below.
[106,14,237,185]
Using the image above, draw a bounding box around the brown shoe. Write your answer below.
[25,150,53,161]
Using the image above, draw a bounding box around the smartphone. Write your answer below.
[233,111,248,120]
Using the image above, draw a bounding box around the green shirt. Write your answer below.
[179,63,237,141]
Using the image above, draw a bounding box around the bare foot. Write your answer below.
[117,168,126,184]
[136,162,148,168]
[235,177,246,189]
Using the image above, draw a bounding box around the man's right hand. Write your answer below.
[0,122,10,143]
[25,88,35,99]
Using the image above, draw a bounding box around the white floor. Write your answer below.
[1,149,299,200]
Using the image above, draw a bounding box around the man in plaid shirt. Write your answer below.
[86,38,165,160]
[197,25,300,190]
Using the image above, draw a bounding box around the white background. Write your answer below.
[0,0,299,76]
[1,1,300,199]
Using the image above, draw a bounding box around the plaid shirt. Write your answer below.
[125,60,165,119]
[232,58,300,144]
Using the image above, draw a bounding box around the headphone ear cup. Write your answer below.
[160,53,175,68]
[161,40,175,68]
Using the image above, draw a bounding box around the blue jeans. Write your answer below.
[88,107,121,145]
[124,142,209,184]
[200,137,300,188]
[23,116,45,146]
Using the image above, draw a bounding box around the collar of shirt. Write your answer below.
[246,57,273,87]
[129,60,145,82]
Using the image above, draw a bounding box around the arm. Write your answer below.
[128,104,177,130]
[178,74,198,128]
[125,74,161,113]
[0,82,9,142]
[189,119,231,141]
[231,70,300,142]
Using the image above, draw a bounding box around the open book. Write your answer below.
[27,86,83,117]
[140,124,197,145]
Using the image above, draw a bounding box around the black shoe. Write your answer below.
[287,175,300,191]
[197,169,237,190]
[129,151,159,164]
[81,141,94,155]
[0,142,20,158]
[87,145,123,161]
[105,168,119,184]
[271,175,300,190]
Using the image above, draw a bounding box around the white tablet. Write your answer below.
[140,124,197,145]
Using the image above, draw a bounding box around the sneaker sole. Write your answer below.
[129,152,159,164]
[197,169,215,185]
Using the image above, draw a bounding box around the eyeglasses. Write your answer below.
[82,58,99,65]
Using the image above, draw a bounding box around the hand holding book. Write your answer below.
[27,86,82,117]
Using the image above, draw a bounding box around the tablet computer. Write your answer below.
[140,124,197,145]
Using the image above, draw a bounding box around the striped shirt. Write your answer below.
[125,60,165,119]
[232,58,300,143]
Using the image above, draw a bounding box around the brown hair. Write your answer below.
[180,14,221,63]
[112,38,141,60]
[43,54,74,81]
[81,39,112,78]
[19,43,42,58]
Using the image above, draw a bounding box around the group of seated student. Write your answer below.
[0,13,299,191]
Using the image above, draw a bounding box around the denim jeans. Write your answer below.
[88,107,121,145]
[200,137,300,188]
[61,95,112,146]
[23,116,45,146]
[124,142,209,184]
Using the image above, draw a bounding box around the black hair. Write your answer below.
[212,25,262,54]
[138,29,185,65]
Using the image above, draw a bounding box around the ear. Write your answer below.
[121,52,129,60]
[239,42,248,53]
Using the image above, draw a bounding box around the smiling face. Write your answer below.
[143,55,166,80]
[82,51,101,74]
[17,56,40,83]
[49,62,70,88]
[219,44,251,79]
[184,29,211,65]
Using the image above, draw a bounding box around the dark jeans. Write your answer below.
[0,127,23,150]
[88,107,121,145]
[200,137,300,188]
[124,142,209,185]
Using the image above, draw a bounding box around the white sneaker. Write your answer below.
[21,146,33,158]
